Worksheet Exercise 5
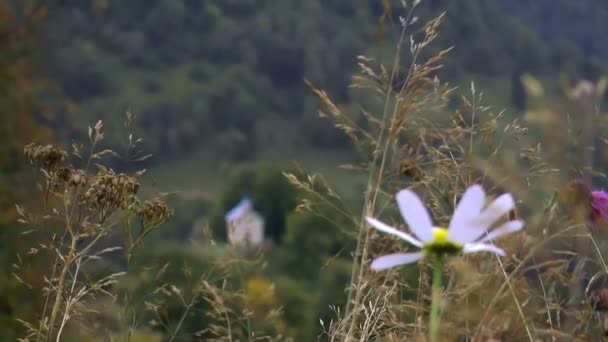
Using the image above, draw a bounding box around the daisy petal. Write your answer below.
[477,220,524,243]
[366,217,423,248]
[463,243,506,256]
[471,193,515,231]
[448,184,486,244]
[396,189,434,243]
[371,252,424,270]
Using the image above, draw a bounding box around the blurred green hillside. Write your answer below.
[43,0,607,162]
[39,0,608,259]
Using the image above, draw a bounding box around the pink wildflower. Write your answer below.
[591,190,608,223]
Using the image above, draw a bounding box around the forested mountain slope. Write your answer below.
[43,0,606,160]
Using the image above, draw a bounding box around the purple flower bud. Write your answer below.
[591,190,608,223]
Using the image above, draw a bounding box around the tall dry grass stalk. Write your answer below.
[289,2,608,341]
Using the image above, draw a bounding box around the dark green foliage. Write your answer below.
[123,243,226,340]
[203,162,353,338]
[274,276,318,341]
[316,258,352,329]
[208,163,298,242]
[499,0,608,64]
[42,0,608,162]
[123,242,289,340]
[511,69,526,111]
[279,207,350,281]
[271,202,353,339]
[271,259,352,341]
[144,195,210,245]
[0,3,59,338]
[43,0,380,159]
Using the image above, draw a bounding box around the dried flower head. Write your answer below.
[24,143,68,171]
[138,198,174,228]
[67,169,87,188]
[55,166,74,183]
[84,169,140,214]
[591,288,608,312]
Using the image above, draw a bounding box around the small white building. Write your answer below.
[225,197,265,247]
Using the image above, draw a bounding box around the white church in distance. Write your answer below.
[225,197,265,247]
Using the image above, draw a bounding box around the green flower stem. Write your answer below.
[429,255,444,342]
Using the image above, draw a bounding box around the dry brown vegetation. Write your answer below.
[16,116,175,340]
[289,2,608,341]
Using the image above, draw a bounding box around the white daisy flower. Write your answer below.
[368,184,524,270]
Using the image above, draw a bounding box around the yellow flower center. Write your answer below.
[423,227,463,255]
[433,228,449,245]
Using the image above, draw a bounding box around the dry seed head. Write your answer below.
[122,194,140,211]
[591,288,608,312]
[138,199,174,227]
[568,79,602,103]
[55,166,73,183]
[24,143,68,171]
[85,169,141,213]
[67,170,87,188]
[398,155,423,180]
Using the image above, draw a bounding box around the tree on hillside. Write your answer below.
[40,0,608,163]
[0,1,59,337]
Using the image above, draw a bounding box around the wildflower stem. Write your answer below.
[429,255,444,342]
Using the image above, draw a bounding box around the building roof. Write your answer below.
[225,197,254,222]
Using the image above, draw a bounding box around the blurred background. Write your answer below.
[3,0,608,340]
